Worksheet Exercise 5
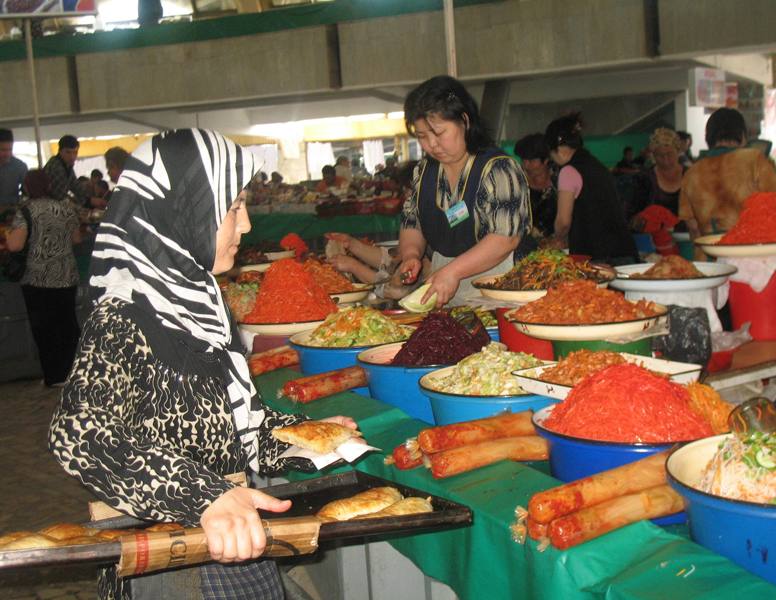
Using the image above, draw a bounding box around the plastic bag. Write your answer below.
[711,322,752,352]
[651,305,711,365]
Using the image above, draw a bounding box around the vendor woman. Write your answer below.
[398,76,531,305]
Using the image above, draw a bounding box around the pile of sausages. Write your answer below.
[520,452,683,550]
[388,412,548,479]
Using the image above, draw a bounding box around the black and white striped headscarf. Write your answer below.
[89,129,265,472]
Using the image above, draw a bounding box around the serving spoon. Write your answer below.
[728,396,776,437]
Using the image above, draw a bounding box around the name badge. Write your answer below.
[445,201,469,227]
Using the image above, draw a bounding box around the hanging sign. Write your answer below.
[0,1,96,18]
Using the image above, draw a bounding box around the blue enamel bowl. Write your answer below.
[356,342,441,424]
[419,366,556,425]
[667,435,776,585]
[533,405,684,525]
[288,330,392,396]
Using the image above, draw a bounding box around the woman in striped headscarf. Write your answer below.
[48,130,355,599]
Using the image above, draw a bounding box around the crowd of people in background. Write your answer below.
[512,106,776,260]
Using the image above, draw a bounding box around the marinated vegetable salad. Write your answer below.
[430,343,541,395]
[307,306,412,347]
[699,432,776,504]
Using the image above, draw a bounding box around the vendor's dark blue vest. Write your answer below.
[417,147,510,258]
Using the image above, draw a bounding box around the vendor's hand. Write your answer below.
[201,487,291,563]
[327,254,359,274]
[397,257,421,285]
[424,266,460,306]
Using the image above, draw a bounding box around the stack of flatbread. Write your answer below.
[316,487,433,522]
[0,523,182,551]
[272,421,362,455]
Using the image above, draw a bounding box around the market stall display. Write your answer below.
[246,368,776,598]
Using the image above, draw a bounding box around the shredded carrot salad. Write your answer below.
[719,192,776,244]
[302,259,356,293]
[544,364,713,443]
[513,280,660,324]
[243,258,337,324]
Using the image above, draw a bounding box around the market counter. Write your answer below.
[255,370,775,599]
[244,213,400,245]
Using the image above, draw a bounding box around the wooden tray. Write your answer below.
[0,471,471,570]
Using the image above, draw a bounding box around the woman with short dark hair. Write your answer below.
[544,113,637,263]
[399,76,531,304]
[513,133,557,238]
[6,169,82,386]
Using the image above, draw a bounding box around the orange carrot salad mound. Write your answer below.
[513,280,660,324]
[243,259,337,324]
[543,364,713,443]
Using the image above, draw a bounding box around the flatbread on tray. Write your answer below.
[354,497,433,519]
[316,487,403,522]
[272,421,361,455]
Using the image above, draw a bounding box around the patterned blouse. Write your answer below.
[401,154,532,243]
[49,298,305,599]
[13,198,80,288]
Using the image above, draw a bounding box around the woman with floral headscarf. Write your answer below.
[49,130,355,599]
[631,128,686,218]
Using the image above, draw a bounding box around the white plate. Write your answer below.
[266,249,296,260]
[695,234,776,258]
[239,320,326,336]
[505,304,668,341]
[239,262,272,273]
[610,262,737,292]
[472,276,549,302]
[513,352,702,400]
[330,283,374,304]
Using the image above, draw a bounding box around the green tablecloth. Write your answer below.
[256,369,775,599]
[244,213,400,245]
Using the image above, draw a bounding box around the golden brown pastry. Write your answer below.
[316,487,403,522]
[272,421,361,455]
[39,523,96,541]
[1,534,59,550]
[354,497,433,519]
[0,531,35,549]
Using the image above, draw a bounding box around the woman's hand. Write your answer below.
[424,265,461,306]
[327,254,360,274]
[320,415,358,430]
[201,487,291,563]
[397,257,421,285]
